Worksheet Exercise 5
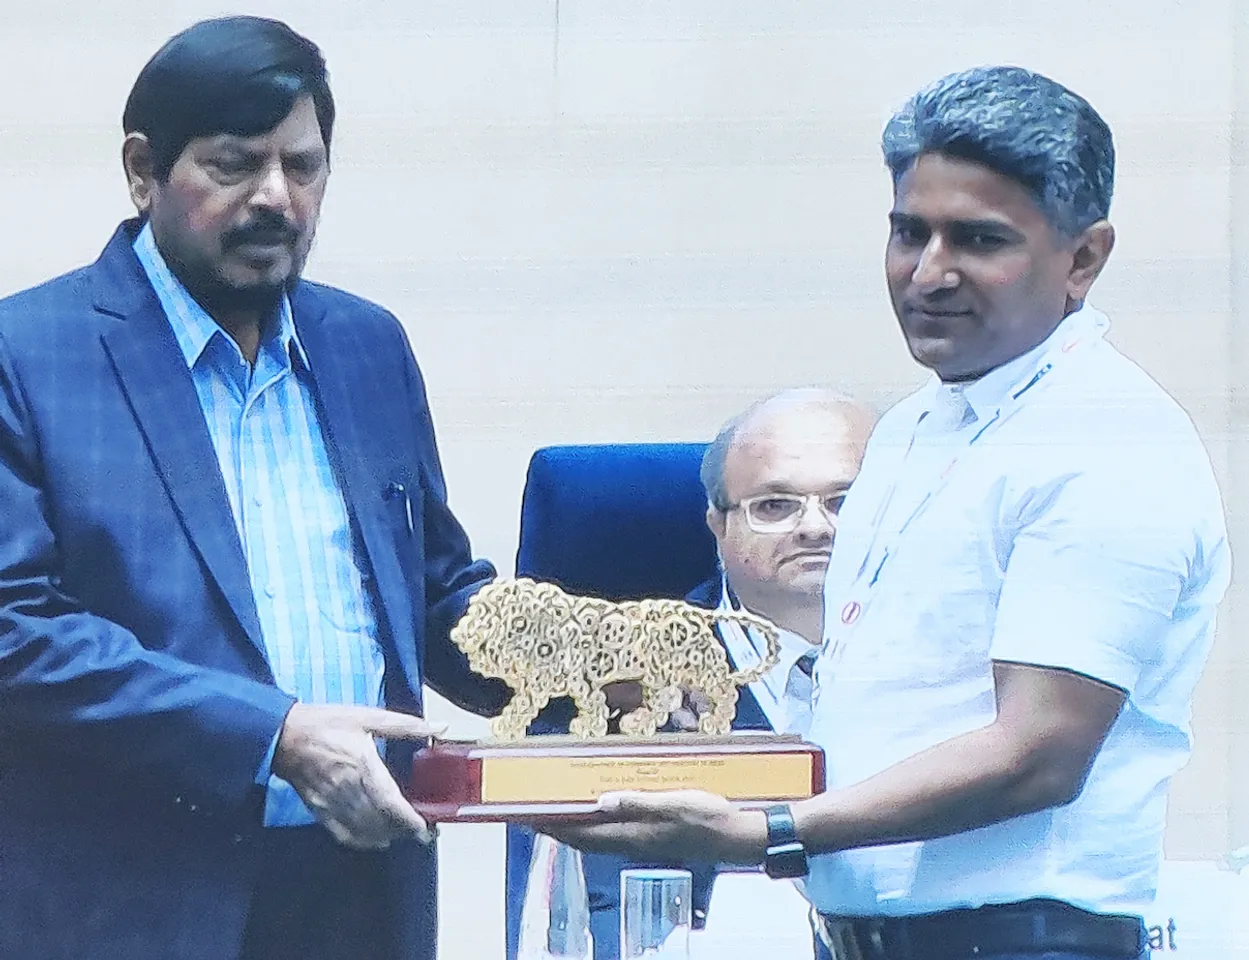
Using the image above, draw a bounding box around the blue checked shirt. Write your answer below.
[134,224,387,827]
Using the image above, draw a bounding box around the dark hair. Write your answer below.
[701,409,750,512]
[881,65,1114,237]
[123,16,335,180]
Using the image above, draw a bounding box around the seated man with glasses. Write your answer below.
[580,387,877,959]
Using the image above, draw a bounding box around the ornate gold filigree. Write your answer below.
[451,578,781,740]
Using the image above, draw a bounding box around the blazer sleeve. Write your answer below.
[0,330,294,809]
[389,320,512,717]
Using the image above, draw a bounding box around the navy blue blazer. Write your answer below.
[0,220,509,960]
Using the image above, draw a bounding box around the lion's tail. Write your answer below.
[720,608,784,687]
[728,659,772,687]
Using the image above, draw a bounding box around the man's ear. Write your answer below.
[1065,220,1115,305]
[122,133,158,214]
[706,504,727,540]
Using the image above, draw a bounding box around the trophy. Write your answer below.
[405,578,826,821]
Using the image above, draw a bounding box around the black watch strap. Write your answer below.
[763,804,809,879]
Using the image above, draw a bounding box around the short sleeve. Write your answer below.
[989,461,1193,693]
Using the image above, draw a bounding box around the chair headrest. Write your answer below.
[515,443,717,601]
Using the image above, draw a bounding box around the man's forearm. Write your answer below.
[787,723,1079,857]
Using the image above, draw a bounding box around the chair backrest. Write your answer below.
[505,442,718,960]
[514,442,718,599]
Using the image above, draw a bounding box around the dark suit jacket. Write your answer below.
[0,220,510,960]
[506,577,773,960]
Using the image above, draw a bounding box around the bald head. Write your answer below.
[702,389,876,622]
[701,389,875,512]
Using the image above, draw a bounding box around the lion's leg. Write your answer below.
[699,681,737,736]
[490,689,548,740]
[620,673,685,736]
[617,677,660,736]
[618,705,657,736]
[650,681,683,731]
[568,681,609,739]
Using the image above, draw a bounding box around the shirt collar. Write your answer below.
[719,575,819,700]
[931,302,1107,426]
[759,628,818,701]
[132,221,309,371]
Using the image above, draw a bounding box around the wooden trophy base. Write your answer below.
[405,732,825,823]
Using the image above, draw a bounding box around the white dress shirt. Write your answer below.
[716,579,819,736]
[802,304,1231,919]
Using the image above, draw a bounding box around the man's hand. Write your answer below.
[272,704,446,851]
[526,790,767,865]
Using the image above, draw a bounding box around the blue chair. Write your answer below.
[512,442,716,600]
[503,443,717,960]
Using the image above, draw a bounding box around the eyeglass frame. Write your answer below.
[722,491,847,534]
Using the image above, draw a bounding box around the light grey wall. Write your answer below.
[1,2,1241,956]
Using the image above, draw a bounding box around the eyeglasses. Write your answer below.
[728,492,846,534]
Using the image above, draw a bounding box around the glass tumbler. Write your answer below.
[620,868,693,960]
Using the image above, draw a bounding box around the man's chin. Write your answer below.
[781,563,830,594]
[222,259,298,289]
[907,337,993,381]
[199,276,291,316]
[906,336,956,372]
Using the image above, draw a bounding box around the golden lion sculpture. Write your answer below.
[450,578,781,740]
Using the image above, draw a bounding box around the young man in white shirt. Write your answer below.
[529,65,1230,960]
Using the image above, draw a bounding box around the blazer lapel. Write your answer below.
[717,626,774,732]
[730,677,772,732]
[687,578,774,731]
[94,224,268,665]
[292,290,421,695]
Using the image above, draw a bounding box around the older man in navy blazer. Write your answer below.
[0,16,510,960]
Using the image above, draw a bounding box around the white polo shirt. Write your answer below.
[802,304,1230,919]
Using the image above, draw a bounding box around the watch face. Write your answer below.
[766,841,809,879]
[764,806,806,878]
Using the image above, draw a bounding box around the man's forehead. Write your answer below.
[196,126,325,152]
[724,411,861,487]
[735,401,863,446]
[192,98,325,152]
[892,153,1043,222]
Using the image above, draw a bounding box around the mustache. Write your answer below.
[906,288,971,311]
[225,213,298,248]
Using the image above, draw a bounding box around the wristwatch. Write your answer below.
[762,804,809,879]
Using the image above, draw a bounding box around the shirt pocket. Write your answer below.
[314,520,377,634]
[857,490,1004,681]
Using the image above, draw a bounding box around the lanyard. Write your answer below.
[829,311,1106,644]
